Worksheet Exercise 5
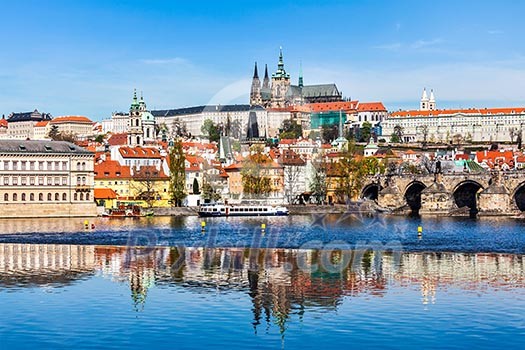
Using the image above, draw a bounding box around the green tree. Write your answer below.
[392,124,403,143]
[321,125,338,143]
[48,125,60,140]
[280,119,302,139]
[201,119,221,142]
[192,178,200,194]
[360,122,372,142]
[310,158,327,204]
[95,134,106,143]
[168,140,186,206]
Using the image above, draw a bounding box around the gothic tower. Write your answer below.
[270,47,291,108]
[250,62,262,106]
[261,64,271,107]
[128,89,144,146]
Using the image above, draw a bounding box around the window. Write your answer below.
[21,193,26,201]
[54,177,60,185]
[82,162,86,171]
[4,193,8,201]
[62,193,67,201]
[30,177,35,185]
[77,176,81,184]
[55,193,59,201]
[82,177,86,185]
[77,162,81,170]
[79,193,84,200]
[55,161,60,170]
[62,161,67,170]
[85,193,90,201]
[47,193,52,201]
[12,162,18,170]
[74,193,78,201]
[48,161,53,170]
[12,177,18,185]
[39,177,44,185]
[30,193,34,201]
[3,161,9,170]
[47,177,52,185]
[13,193,17,201]
[39,193,43,201]
[30,161,35,170]
[39,162,44,171]
[62,177,67,185]
[21,161,27,170]
[21,177,27,186]
[3,177,9,185]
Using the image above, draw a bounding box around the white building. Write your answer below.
[383,107,525,143]
[152,105,268,139]
[6,110,52,140]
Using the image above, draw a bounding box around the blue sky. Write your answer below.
[0,0,524,120]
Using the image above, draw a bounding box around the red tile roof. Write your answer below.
[94,188,118,200]
[51,116,93,124]
[94,160,131,179]
[34,120,49,127]
[391,107,525,118]
[118,146,162,159]
[132,165,168,179]
[108,133,128,146]
[308,101,359,113]
[357,102,387,112]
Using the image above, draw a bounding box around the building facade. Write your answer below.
[6,110,52,139]
[0,140,97,218]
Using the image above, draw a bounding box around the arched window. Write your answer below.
[85,193,90,201]
[4,193,8,201]
[13,193,17,201]
[74,193,78,201]
[136,136,140,145]
[62,193,67,201]
[77,176,81,184]
[79,193,84,200]
[82,162,86,171]
[82,177,86,185]
[30,193,35,201]
[39,193,43,201]
[77,162,81,170]
[21,193,26,201]
[55,193,59,201]
[47,193,52,201]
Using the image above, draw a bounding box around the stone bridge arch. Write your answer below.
[451,180,484,216]
[404,181,427,215]
[361,182,382,201]
[511,181,525,211]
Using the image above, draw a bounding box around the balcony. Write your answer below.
[75,185,91,192]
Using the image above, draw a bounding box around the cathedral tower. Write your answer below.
[429,89,436,110]
[250,62,262,106]
[270,47,291,108]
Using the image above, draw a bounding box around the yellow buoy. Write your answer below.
[417,226,423,237]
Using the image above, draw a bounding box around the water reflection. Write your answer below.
[1,243,524,335]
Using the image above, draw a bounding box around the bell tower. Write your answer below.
[128,89,144,146]
[270,47,291,108]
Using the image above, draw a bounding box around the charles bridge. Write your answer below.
[360,171,525,216]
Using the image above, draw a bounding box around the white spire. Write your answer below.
[421,88,429,101]
[429,89,435,102]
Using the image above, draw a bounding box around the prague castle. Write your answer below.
[250,48,343,108]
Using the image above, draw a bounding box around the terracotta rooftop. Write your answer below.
[118,146,162,159]
[94,188,118,200]
[357,102,387,112]
[51,116,93,124]
[94,160,131,178]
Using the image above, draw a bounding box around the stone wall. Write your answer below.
[0,202,97,218]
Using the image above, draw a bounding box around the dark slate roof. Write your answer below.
[0,140,91,154]
[302,84,341,98]
[151,104,259,117]
[7,110,52,123]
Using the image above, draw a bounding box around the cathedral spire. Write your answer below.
[262,64,270,89]
[131,89,139,110]
[253,62,259,79]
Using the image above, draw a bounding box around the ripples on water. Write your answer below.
[0,215,525,253]
[0,242,525,349]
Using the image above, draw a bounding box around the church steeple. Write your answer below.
[250,62,262,106]
[131,89,139,110]
[420,88,429,111]
[262,64,270,89]
[298,61,304,88]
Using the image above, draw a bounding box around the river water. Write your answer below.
[0,215,524,348]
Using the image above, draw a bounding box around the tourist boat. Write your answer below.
[102,204,142,218]
[198,204,289,217]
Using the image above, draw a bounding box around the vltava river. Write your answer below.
[0,215,524,348]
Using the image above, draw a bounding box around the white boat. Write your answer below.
[198,204,289,217]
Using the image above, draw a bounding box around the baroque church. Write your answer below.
[127,90,156,146]
[250,48,343,108]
